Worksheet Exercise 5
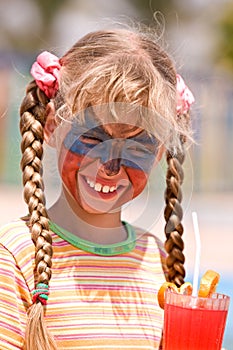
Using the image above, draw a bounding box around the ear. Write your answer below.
[44,102,58,147]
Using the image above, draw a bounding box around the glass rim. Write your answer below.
[165,289,230,301]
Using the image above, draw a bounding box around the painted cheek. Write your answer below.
[59,146,84,201]
[125,167,148,198]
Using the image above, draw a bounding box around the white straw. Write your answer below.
[192,211,201,297]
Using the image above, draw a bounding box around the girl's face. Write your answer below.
[50,109,160,214]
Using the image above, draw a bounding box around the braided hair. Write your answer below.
[164,114,192,287]
[20,81,56,349]
[164,145,185,286]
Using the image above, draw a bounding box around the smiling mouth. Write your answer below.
[85,177,118,193]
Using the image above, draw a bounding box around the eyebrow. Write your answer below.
[82,125,110,140]
[129,130,157,144]
[83,125,155,142]
[74,109,157,143]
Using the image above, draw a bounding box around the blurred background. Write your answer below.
[0,0,232,348]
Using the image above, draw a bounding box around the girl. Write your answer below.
[0,28,194,350]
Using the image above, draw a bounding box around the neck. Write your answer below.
[47,189,127,244]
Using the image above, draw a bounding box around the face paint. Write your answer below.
[58,110,159,212]
[59,145,83,201]
[64,121,158,173]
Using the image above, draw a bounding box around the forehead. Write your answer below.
[102,123,144,139]
[75,106,146,139]
[91,104,145,138]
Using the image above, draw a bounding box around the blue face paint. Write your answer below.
[63,113,159,174]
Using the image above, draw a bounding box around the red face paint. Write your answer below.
[125,167,148,198]
[57,115,158,213]
[59,145,150,214]
[59,145,84,202]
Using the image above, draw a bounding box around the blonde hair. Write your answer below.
[56,29,191,148]
[20,27,192,349]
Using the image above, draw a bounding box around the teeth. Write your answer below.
[86,178,116,193]
[94,183,102,192]
[102,185,110,193]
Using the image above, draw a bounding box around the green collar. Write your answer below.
[49,221,136,256]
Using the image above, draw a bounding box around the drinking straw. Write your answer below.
[192,211,201,297]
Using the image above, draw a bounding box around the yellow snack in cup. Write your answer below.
[158,270,220,309]
[157,282,179,309]
[179,282,193,295]
[198,270,220,298]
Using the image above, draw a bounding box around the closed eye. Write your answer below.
[125,144,154,157]
[79,135,102,145]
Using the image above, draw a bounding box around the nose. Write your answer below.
[100,139,123,176]
[103,158,121,176]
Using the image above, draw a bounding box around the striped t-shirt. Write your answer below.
[0,219,167,349]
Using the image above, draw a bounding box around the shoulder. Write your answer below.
[132,225,168,274]
[0,219,35,288]
[0,219,32,251]
[134,225,166,255]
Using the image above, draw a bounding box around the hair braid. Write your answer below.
[20,81,57,350]
[164,145,185,287]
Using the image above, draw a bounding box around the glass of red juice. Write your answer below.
[163,290,230,350]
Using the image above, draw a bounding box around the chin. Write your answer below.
[78,188,135,215]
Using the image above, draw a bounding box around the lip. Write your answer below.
[90,176,118,188]
[78,174,129,200]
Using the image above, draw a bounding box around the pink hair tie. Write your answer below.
[30,51,61,99]
[176,74,195,115]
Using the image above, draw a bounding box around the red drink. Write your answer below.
[163,292,230,350]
